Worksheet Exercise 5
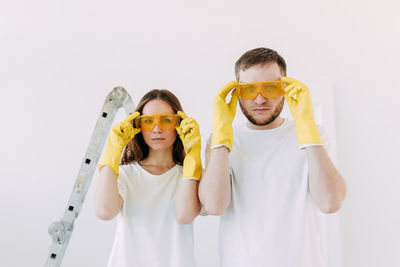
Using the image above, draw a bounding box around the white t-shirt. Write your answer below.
[216,119,333,267]
[107,162,196,267]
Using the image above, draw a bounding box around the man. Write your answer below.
[199,47,346,267]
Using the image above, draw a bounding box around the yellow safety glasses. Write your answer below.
[135,113,181,132]
[236,80,284,100]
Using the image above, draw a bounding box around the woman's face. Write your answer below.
[141,99,177,151]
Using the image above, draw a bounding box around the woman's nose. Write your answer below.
[152,124,162,133]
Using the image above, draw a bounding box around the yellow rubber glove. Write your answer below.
[176,111,202,180]
[98,112,141,177]
[282,77,322,146]
[211,81,239,150]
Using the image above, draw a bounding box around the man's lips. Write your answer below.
[252,108,270,111]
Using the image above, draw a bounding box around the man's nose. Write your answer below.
[254,93,267,105]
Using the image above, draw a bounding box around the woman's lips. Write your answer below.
[151,137,165,141]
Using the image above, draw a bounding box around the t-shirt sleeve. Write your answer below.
[205,134,212,168]
[117,165,129,209]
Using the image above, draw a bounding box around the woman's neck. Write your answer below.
[139,146,176,171]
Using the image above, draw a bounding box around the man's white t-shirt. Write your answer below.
[218,119,333,267]
[107,162,196,267]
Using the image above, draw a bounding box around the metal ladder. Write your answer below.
[44,87,135,267]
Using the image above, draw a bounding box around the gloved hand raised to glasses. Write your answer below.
[211,81,239,150]
[98,112,141,177]
[176,111,203,180]
[282,77,322,146]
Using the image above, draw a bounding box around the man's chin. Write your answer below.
[247,107,286,125]
[253,120,274,126]
[239,98,284,127]
[248,115,275,126]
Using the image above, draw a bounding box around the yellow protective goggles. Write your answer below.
[134,113,181,132]
[236,80,284,100]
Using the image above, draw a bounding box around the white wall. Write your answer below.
[1,0,399,266]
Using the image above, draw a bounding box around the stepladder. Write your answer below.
[44,87,135,267]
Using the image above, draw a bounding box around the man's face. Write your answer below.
[238,62,284,126]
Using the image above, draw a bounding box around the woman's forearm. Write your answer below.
[94,166,123,220]
[175,179,201,224]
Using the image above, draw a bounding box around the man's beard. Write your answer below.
[239,98,285,126]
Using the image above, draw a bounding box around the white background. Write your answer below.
[1,0,399,266]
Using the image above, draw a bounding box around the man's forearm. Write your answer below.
[199,147,231,215]
[306,146,347,213]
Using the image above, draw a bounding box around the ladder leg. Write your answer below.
[44,87,135,267]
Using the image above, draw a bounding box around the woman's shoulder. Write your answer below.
[119,162,140,176]
[175,163,183,175]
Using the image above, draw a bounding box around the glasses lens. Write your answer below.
[260,81,284,98]
[136,115,156,131]
[238,81,283,100]
[136,114,180,131]
[238,83,258,100]
[159,115,179,130]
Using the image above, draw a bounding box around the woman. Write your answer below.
[94,89,202,267]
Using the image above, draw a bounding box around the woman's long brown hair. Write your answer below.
[120,89,185,166]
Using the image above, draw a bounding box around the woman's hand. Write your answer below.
[176,111,202,180]
[98,111,141,177]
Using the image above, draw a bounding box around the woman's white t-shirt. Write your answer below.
[106,163,196,267]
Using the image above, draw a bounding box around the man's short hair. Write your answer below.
[235,47,287,80]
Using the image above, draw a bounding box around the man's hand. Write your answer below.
[211,81,239,150]
[282,77,322,146]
